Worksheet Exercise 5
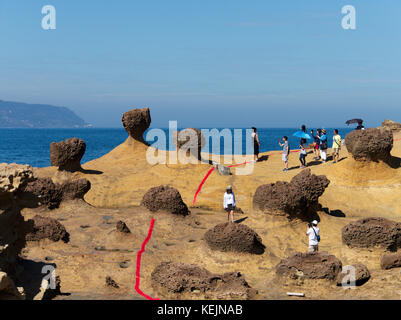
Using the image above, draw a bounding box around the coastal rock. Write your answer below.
[0,163,34,193]
[173,128,205,160]
[26,215,70,243]
[122,107,151,142]
[18,178,62,209]
[276,252,342,281]
[151,262,257,299]
[336,264,370,286]
[105,276,119,289]
[60,179,91,201]
[50,138,86,171]
[116,221,131,234]
[380,252,401,270]
[253,169,330,220]
[382,119,401,132]
[141,185,189,216]
[345,128,393,162]
[342,217,401,251]
[204,222,265,254]
[0,272,24,300]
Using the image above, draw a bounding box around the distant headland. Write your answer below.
[0,100,91,128]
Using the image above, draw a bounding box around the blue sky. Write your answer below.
[0,1,400,128]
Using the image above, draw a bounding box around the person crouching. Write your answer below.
[223,186,236,223]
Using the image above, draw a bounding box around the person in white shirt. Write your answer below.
[223,185,236,223]
[306,220,320,252]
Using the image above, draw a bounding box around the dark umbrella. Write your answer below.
[346,118,363,126]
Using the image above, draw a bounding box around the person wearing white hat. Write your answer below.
[306,220,320,252]
[223,186,236,223]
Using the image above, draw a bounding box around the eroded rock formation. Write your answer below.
[276,252,342,281]
[336,264,370,286]
[345,128,393,162]
[204,222,265,254]
[116,221,131,234]
[122,107,151,143]
[50,138,86,171]
[381,252,401,270]
[342,217,401,251]
[382,119,401,132]
[151,262,257,299]
[173,128,205,160]
[26,215,70,243]
[253,169,330,220]
[141,185,189,216]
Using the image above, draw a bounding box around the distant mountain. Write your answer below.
[0,100,91,128]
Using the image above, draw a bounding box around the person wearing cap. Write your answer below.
[223,186,236,223]
[306,220,320,252]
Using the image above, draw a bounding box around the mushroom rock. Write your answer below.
[345,128,393,162]
[0,163,35,299]
[381,119,401,132]
[342,217,401,251]
[173,128,206,160]
[151,262,257,299]
[336,264,370,286]
[380,251,401,270]
[122,107,151,143]
[204,222,265,254]
[141,185,189,216]
[253,169,330,220]
[26,215,70,243]
[276,252,342,281]
[50,138,86,171]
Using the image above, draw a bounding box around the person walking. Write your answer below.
[332,129,341,163]
[299,138,307,168]
[223,186,236,223]
[311,129,321,160]
[278,136,290,172]
[251,127,260,162]
[319,129,328,163]
[306,220,320,252]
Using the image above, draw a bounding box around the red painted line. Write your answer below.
[135,218,159,300]
[193,167,215,205]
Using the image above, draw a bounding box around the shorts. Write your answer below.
[332,148,340,155]
[225,205,235,212]
[308,245,319,253]
[314,143,319,150]
[282,154,288,162]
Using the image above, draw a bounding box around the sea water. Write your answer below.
[0,128,352,167]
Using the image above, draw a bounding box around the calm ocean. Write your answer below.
[0,128,353,168]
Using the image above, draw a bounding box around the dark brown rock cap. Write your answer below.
[276,251,342,281]
[151,262,257,299]
[50,138,86,171]
[141,185,189,216]
[342,217,401,251]
[122,107,151,142]
[26,215,70,243]
[204,222,265,254]
[345,127,393,162]
[253,169,330,220]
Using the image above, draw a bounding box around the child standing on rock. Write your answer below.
[223,186,236,223]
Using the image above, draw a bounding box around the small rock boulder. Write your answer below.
[60,179,91,201]
[26,215,70,243]
[380,251,401,270]
[151,262,257,299]
[382,119,401,132]
[276,252,342,281]
[345,128,393,162]
[122,107,151,142]
[105,276,119,289]
[173,128,205,160]
[336,264,370,286]
[253,169,330,220]
[342,217,401,251]
[141,185,189,216]
[50,138,86,171]
[204,222,265,254]
[17,178,62,209]
[116,221,131,234]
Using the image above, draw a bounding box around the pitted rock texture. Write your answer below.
[342,217,401,251]
[276,252,342,281]
[253,169,330,219]
[173,128,205,160]
[336,264,370,286]
[381,252,401,270]
[151,262,257,299]
[382,119,401,132]
[141,185,189,216]
[345,128,393,162]
[122,107,151,142]
[50,138,86,171]
[204,222,265,254]
[26,215,70,243]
